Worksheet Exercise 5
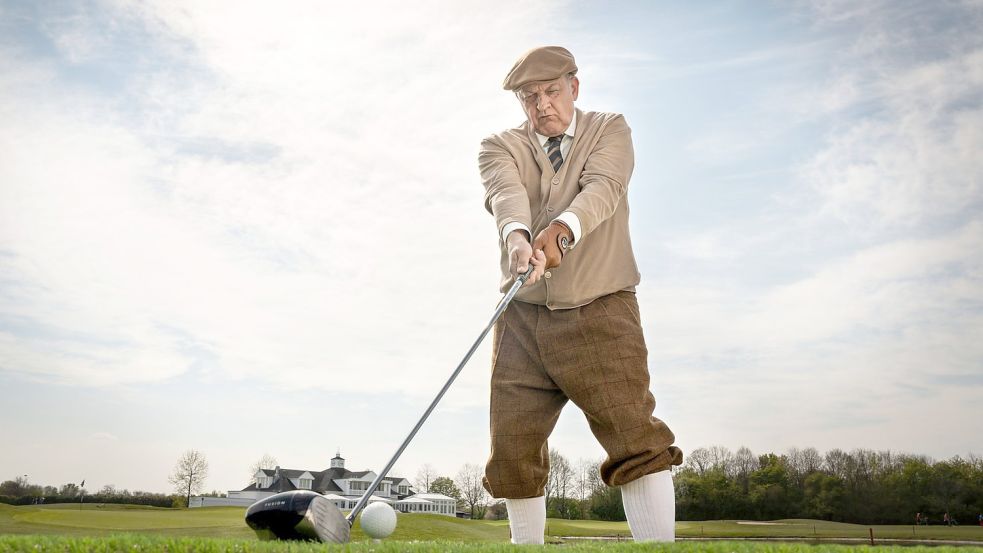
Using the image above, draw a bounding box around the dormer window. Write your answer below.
[299,478,313,490]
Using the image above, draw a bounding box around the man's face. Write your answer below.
[517,75,579,137]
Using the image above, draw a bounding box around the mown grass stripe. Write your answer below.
[2,535,983,553]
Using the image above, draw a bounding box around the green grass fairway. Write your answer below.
[0,503,507,541]
[1,535,982,553]
[2,502,981,549]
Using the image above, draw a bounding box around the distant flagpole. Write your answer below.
[79,480,85,511]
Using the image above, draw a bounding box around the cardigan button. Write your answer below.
[552,177,559,184]
[544,271,552,279]
[547,207,554,212]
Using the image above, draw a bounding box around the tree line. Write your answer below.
[1,449,213,508]
[414,446,982,524]
[674,446,982,525]
[6,445,979,524]
[0,475,197,508]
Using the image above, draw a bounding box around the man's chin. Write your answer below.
[534,123,563,136]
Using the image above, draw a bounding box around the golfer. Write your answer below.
[479,46,683,543]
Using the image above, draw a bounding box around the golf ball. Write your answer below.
[359,502,397,539]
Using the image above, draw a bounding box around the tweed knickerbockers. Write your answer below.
[482,291,683,499]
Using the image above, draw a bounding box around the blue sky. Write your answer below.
[1,0,981,495]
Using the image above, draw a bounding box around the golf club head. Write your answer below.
[245,490,351,543]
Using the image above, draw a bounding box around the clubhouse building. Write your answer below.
[190,452,457,516]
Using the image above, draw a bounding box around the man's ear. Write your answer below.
[570,76,580,101]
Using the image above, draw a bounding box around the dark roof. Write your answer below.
[271,477,297,492]
[244,465,415,495]
[276,469,313,479]
[315,467,348,493]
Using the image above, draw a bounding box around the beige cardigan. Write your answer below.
[479,108,640,309]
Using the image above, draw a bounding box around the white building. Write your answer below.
[191,452,456,516]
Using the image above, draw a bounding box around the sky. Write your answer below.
[1,0,981,495]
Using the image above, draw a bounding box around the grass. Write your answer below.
[1,502,982,552]
[1,535,982,553]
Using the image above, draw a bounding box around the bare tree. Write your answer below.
[455,463,488,519]
[685,447,711,475]
[249,453,279,479]
[168,449,209,507]
[545,449,574,516]
[573,458,602,505]
[824,448,850,479]
[705,445,734,473]
[415,463,437,493]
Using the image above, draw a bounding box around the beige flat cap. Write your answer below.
[502,46,578,91]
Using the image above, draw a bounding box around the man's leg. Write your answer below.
[542,291,683,541]
[504,496,546,544]
[483,300,566,544]
[621,470,676,541]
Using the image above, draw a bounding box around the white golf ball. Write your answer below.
[359,502,397,539]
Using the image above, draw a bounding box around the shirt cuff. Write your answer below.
[554,211,582,248]
[501,222,531,242]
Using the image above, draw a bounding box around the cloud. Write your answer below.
[0,0,571,396]
[797,0,983,228]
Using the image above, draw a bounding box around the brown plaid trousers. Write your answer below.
[483,291,683,498]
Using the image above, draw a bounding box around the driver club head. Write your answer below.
[245,490,351,543]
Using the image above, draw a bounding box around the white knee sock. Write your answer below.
[505,496,546,544]
[621,470,676,542]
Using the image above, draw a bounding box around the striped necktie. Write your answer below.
[546,135,563,173]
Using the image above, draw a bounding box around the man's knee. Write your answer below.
[484,441,550,498]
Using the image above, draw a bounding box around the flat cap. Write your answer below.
[502,46,577,91]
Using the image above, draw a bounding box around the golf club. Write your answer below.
[245,266,536,542]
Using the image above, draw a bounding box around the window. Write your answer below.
[349,481,368,491]
[299,478,312,489]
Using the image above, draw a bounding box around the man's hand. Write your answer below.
[532,221,573,270]
[507,230,547,285]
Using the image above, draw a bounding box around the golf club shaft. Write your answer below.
[346,267,535,524]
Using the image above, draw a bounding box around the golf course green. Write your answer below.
[1,502,981,552]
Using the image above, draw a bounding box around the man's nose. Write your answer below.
[537,95,551,111]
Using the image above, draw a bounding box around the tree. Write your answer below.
[415,464,437,493]
[0,478,26,497]
[705,445,734,473]
[574,458,603,508]
[168,449,209,508]
[486,500,508,520]
[249,453,278,479]
[545,449,575,518]
[430,476,461,499]
[685,447,711,475]
[589,485,625,521]
[455,463,488,519]
[730,446,757,494]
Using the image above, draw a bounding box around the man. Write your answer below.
[478,46,683,544]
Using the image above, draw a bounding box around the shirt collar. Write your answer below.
[534,110,577,147]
